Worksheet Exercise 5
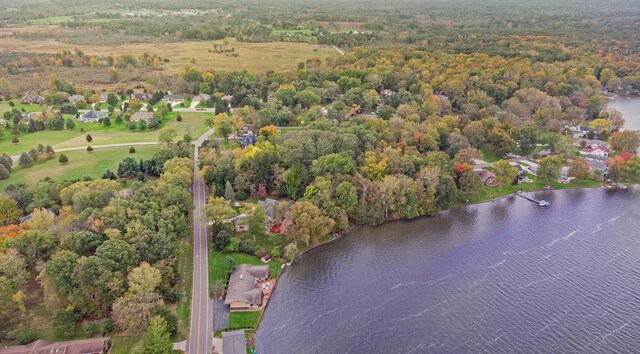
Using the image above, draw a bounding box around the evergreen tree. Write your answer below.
[87,146,94,152]
[0,164,9,179]
[86,134,93,142]
[18,152,33,168]
[0,156,12,172]
[58,154,69,164]
[224,181,236,201]
[137,316,173,354]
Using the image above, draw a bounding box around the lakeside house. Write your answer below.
[475,169,498,186]
[78,110,108,123]
[222,330,246,354]
[225,264,270,310]
[565,125,590,138]
[20,93,45,105]
[162,93,184,104]
[228,213,250,233]
[67,94,85,104]
[0,337,110,354]
[130,111,154,122]
[258,198,283,231]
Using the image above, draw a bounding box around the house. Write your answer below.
[78,110,108,123]
[380,89,396,97]
[131,89,152,102]
[221,95,234,102]
[228,214,249,233]
[222,330,246,354]
[258,198,281,229]
[0,337,110,354]
[67,94,85,104]
[20,93,45,105]
[579,145,610,158]
[162,94,184,104]
[475,169,498,186]
[240,130,256,148]
[130,111,154,122]
[224,264,270,310]
[586,158,609,175]
[99,92,114,103]
[20,113,36,123]
[566,125,590,138]
[193,93,211,103]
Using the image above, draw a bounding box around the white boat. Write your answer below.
[617,184,628,190]
[538,200,551,207]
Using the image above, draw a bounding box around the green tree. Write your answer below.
[106,93,119,106]
[86,134,93,142]
[493,160,518,191]
[0,196,22,226]
[462,121,485,147]
[224,181,236,201]
[54,308,78,338]
[128,262,162,295]
[458,169,483,200]
[0,250,29,323]
[311,154,356,176]
[214,115,234,141]
[205,197,237,234]
[537,156,563,183]
[159,128,177,146]
[517,124,539,155]
[247,206,267,241]
[58,154,68,164]
[0,165,9,179]
[334,181,358,217]
[281,201,335,247]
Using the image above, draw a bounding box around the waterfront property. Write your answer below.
[0,337,110,354]
[475,169,498,186]
[225,264,270,310]
[221,330,246,354]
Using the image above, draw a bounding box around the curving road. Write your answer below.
[187,128,215,354]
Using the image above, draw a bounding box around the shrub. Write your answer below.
[58,154,68,164]
[270,246,282,258]
[129,147,136,153]
[87,146,93,152]
[18,152,33,168]
[137,172,146,181]
[11,136,19,144]
[99,318,113,333]
[176,114,182,122]
[86,134,93,142]
[14,329,37,345]
[82,321,100,335]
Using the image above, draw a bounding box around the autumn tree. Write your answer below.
[0,249,29,323]
[493,160,518,191]
[462,121,485,147]
[160,157,193,186]
[568,158,591,179]
[458,168,483,200]
[205,197,237,234]
[281,201,334,247]
[611,131,640,154]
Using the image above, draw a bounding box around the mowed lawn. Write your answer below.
[209,251,283,286]
[0,145,159,189]
[0,111,211,156]
[0,37,338,73]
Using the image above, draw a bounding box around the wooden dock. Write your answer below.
[516,192,551,207]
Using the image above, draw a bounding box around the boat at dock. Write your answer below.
[516,191,551,207]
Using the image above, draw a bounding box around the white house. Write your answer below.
[579,145,610,158]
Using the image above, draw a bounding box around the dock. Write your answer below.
[516,191,551,207]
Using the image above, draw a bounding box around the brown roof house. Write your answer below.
[0,337,110,354]
[130,111,154,122]
[475,169,498,187]
[131,89,152,102]
[224,264,270,310]
[21,93,45,105]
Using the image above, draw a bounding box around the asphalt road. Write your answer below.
[187,128,214,354]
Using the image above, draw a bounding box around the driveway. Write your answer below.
[213,299,230,331]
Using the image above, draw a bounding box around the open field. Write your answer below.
[0,111,210,156]
[0,37,338,73]
[0,145,159,189]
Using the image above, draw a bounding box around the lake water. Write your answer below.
[608,95,640,131]
[256,188,640,353]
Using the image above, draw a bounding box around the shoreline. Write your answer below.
[254,183,627,335]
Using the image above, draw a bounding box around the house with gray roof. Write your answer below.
[222,330,246,354]
[193,93,211,103]
[162,93,184,104]
[258,198,281,229]
[224,264,269,310]
[21,93,45,105]
[78,110,108,123]
[67,94,85,104]
[130,111,154,122]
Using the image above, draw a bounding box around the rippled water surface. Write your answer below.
[608,95,640,131]
[256,188,640,353]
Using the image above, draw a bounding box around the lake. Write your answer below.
[608,95,640,131]
[256,188,640,353]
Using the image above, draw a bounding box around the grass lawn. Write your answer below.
[208,251,283,286]
[110,335,141,354]
[479,145,500,162]
[272,28,314,35]
[0,102,49,114]
[0,112,211,156]
[175,239,193,340]
[0,145,159,189]
[228,312,261,329]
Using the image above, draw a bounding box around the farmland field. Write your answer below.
[0,37,338,73]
